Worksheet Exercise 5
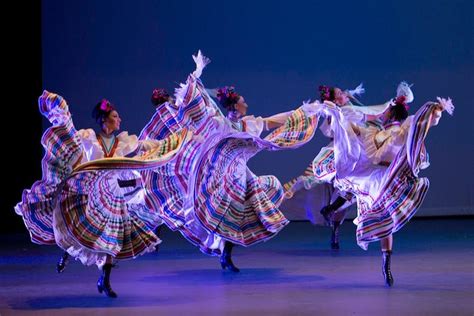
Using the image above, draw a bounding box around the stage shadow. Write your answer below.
[141,268,325,285]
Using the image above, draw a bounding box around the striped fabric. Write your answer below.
[56,169,162,260]
[54,128,190,262]
[139,74,219,140]
[283,163,314,195]
[283,141,337,208]
[330,102,440,249]
[259,175,286,207]
[264,108,318,148]
[15,92,82,245]
[282,155,351,225]
[140,75,227,255]
[193,137,290,246]
[193,105,319,246]
[16,91,188,264]
[283,144,334,197]
[142,115,222,229]
[312,147,336,181]
[140,75,320,252]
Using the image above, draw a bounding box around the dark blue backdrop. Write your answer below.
[42,0,473,216]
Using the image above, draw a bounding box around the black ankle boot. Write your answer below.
[330,221,341,250]
[320,205,334,224]
[382,250,394,287]
[97,263,118,298]
[331,196,347,210]
[56,252,69,273]
[321,196,347,224]
[220,242,240,272]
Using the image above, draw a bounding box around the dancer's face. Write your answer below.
[333,88,349,106]
[103,110,121,132]
[235,96,248,116]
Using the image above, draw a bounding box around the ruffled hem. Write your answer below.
[55,226,161,268]
[355,176,429,250]
[171,221,224,256]
[52,169,162,264]
[194,152,290,246]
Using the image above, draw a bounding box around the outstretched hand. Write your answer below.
[436,97,454,115]
[347,83,365,96]
[192,50,211,78]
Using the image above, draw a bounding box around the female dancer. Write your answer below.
[15,91,190,297]
[140,51,320,272]
[284,83,408,249]
[308,94,454,286]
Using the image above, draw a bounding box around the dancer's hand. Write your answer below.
[430,97,454,126]
[436,97,454,115]
[347,83,365,96]
[192,50,211,78]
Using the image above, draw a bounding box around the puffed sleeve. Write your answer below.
[77,128,112,161]
[115,131,140,157]
[242,115,265,136]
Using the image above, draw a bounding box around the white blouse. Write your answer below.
[360,117,413,165]
[241,110,295,137]
[77,129,159,162]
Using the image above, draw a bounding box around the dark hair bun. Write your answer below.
[319,85,335,102]
[151,88,170,106]
[92,99,115,124]
[216,86,240,111]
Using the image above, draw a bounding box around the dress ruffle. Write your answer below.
[53,170,162,266]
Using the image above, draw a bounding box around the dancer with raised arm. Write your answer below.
[15,91,190,297]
